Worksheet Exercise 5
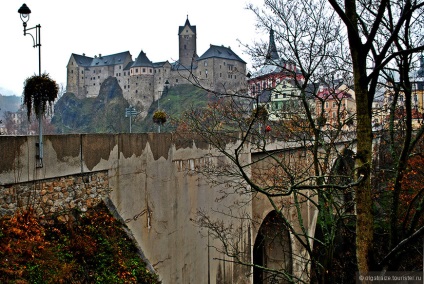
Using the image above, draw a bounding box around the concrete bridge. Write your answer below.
[0,133,330,283]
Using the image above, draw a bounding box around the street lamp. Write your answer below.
[153,80,169,133]
[157,80,170,110]
[18,3,43,168]
[125,106,137,133]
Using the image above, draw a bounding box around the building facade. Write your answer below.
[247,28,304,97]
[381,55,424,129]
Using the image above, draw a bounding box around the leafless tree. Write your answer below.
[176,0,424,282]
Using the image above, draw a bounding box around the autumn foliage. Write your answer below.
[0,202,160,283]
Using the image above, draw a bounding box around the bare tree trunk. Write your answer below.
[354,86,374,274]
[344,0,374,274]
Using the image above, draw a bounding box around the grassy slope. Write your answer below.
[134,84,210,133]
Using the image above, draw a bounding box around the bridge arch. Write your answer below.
[253,210,292,284]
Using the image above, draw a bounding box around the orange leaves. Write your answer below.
[0,202,161,283]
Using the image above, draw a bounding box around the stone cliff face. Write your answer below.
[53,79,212,134]
[52,77,132,133]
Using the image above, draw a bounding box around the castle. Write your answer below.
[66,17,248,114]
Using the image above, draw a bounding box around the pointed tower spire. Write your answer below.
[185,15,191,27]
[265,27,279,62]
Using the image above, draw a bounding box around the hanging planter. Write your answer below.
[153,110,167,125]
[23,73,59,120]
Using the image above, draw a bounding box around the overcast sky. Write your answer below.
[0,0,266,97]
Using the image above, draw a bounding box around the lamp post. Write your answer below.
[18,3,43,168]
[157,80,170,133]
[125,106,137,133]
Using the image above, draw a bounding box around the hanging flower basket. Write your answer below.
[153,110,167,125]
[23,73,59,120]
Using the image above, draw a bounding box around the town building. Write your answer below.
[381,54,424,129]
[247,27,304,97]
[315,84,356,131]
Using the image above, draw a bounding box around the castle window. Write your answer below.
[150,69,152,73]
[176,79,179,83]
[98,76,100,79]
[199,71,201,75]
[82,70,84,74]
[136,90,138,93]
[71,70,73,74]
[220,73,222,77]
[142,68,146,72]
[136,68,139,73]
[81,77,83,80]
[204,61,208,67]
[119,65,122,69]
[93,70,95,73]
[116,73,118,76]
[184,45,187,50]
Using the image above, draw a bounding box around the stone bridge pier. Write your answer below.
[0,134,320,283]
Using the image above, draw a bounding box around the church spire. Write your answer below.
[265,27,279,62]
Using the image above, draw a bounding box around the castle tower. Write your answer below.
[178,16,197,68]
